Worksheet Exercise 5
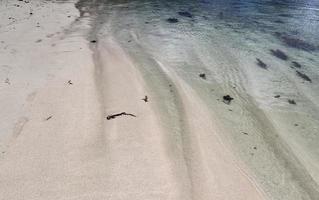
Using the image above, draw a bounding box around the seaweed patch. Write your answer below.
[296,70,312,82]
[256,58,268,69]
[291,61,302,68]
[178,11,193,18]
[270,49,288,60]
[288,99,296,105]
[166,18,178,23]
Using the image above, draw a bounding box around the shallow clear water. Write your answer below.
[83,0,319,113]
[81,0,319,93]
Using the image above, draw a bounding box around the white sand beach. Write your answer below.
[0,0,319,200]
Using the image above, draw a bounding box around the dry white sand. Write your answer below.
[0,0,276,199]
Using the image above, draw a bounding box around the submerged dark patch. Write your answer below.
[256,58,268,69]
[270,49,288,60]
[218,12,224,19]
[291,61,302,68]
[274,32,317,51]
[274,20,285,24]
[178,11,193,18]
[166,18,179,23]
[296,71,312,82]
[199,73,206,80]
[278,14,293,17]
[288,99,296,105]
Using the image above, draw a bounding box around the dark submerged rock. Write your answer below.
[178,11,193,18]
[223,95,234,105]
[292,61,302,68]
[282,36,316,51]
[274,32,317,51]
[296,71,312,82]
[256,58,268,69]
[166,18,179,23]
[288,99,296,105]
[199,73,206,80]
[270,49,288,60]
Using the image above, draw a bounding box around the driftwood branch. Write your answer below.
[106,112,136,120]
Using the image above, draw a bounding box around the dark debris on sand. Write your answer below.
[270,49,288,60]
[166,18,179,23]
[256,58,268,69]
[142,95,148,102]
[223,95,234,105]
[296,70,312,82]
[45,116,53,121]
[4,78,10,85]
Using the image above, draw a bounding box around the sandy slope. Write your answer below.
[0,0,266,199]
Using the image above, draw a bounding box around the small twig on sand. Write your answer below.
[45,116,53,121]
[106,112,136,120]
